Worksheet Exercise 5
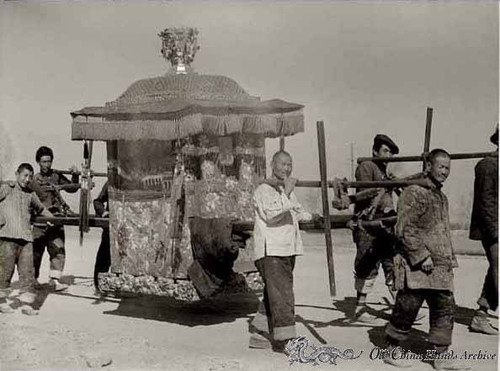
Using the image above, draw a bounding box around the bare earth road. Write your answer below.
[0,228,498,371]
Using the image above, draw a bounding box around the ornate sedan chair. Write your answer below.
[70,28,305,300]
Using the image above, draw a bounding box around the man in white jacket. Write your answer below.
[248,150,313,353]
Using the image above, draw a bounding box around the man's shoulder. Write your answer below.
[356,161,382,179]
[357,160,378,170]
[402,184,429,198]
[476,155,498,172]
[1,180,18,188]
[255,182,280,190]
[254,183,276,195]
[31,172,47,185]
[0,182,14,194]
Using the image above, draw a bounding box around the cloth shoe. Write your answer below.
[469,311,498,335]
[20,305,39,316]
[352,305,386,326]
[0,303,14,314]
[382,345,414,368]
[433,358,471,370]
[49,279,68,292]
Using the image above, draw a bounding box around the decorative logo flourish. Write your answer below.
[285,337,362,366]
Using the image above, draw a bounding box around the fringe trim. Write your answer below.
[109,188,171,202]
[72,110,304,141]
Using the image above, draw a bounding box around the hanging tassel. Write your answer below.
[393,254,407,291]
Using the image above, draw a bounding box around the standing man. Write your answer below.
[93,181,110,291]
[351,134,399,324]
[384,149,469,370]
[469,126,498,335]
[29,146,79,291]
[248,151,313,353]
[0,164,54,315]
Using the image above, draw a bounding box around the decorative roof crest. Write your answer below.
[159,27,200,75]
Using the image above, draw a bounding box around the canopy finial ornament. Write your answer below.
[159,27,200,75]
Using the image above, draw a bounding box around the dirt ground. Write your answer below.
[0,228,498,371]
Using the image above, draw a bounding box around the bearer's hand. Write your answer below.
[69,165,79,174]
[421,256,433,273]
[45,211,55,227]
[311,213,322,223]
[283,177,297,197]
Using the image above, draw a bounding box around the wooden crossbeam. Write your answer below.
[357,107,494,165]
[40,184,81,192]
[357,151,495,164]
[55,169,107,178]
[34,215,109,228]
[33,214,397,232]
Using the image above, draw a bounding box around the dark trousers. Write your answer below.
[386,288,455,347]
[94,228,111,288]
[251,256,296,341]
[0,238,35,303]
[33,226,65,280]
[353,227,395,293]
[477,240,498,311]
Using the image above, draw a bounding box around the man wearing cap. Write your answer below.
[469,126,498,335]
[351,134,399,324]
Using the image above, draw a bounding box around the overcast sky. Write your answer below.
[0,1,498,218]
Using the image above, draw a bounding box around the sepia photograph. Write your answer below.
[0,1,498,370]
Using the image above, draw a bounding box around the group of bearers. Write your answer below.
[0,129,497,369]
[248,127,498,370]
[0,146,110,315]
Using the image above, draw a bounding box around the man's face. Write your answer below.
[16,169,33,188]
[426,155,451,184]
[38,155,53,174]
[373,144,393,159]
[272,153,293,180]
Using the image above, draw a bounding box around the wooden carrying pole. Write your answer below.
[357,107,495,164]
[317,121,336,297]
[262,178,430,189]
[356,151,495,164]
[34,214,398,232]
[55,169,107,178]
[422,107,433,170]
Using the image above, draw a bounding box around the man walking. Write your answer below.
[0,164,54,315]
[384,149,469,370]
[469,126,498,335]
[351,134,399,324]
[93,181,110,292]
[248,151,313,353]
[30,146,79,291]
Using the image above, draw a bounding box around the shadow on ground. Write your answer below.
[102,292,260,326]
[11,274,261,326]
[296,296,392,331]
[9,274,80,310]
